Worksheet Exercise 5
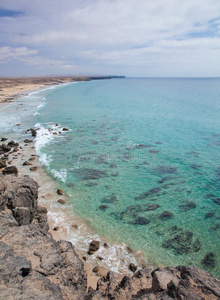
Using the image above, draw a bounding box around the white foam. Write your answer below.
[50,168,67,182]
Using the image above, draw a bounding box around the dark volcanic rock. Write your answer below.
[2,166,18,175]
[129,263,137,273]
[8,140,19,147]
[72,168,108,181]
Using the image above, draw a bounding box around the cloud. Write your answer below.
[0,46,38,62]
[0,0,220,76]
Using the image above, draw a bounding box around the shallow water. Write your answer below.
[1,78,220,277]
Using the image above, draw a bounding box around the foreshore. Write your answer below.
[0,78,143,288]
[0,78,220,299]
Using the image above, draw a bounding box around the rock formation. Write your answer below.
[0,174,220,300]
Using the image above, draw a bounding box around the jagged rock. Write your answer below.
[2,166,18,175]
[0,158,6,168]
[0,175,38,225]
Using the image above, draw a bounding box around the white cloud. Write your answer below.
[0,46,38,62]
[0,0,220,76]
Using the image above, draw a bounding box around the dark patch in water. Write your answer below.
[85,182,98,187]
[152,166,177,175]
[72,168,108,180]
[158,176,177,184]
[213,198,220,206]
[159,211,173,220]
[179,201,196,212]
[186,151,199,158]
[132,217,151,225]
[190,163,203,170]
[201,252,215,269]
[95,155,109,165]
[102,194,118,204]
[135,187,161,200]
[99,205,108,210]
[162,227,201,255]
[204,212,215,219]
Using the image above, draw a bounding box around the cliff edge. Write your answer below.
[0,175,219,300]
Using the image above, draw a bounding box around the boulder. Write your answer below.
[88,240,100,255]
[2,166,18,176]
[57,189,63,195]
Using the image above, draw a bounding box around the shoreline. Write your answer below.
[0,80,147,289]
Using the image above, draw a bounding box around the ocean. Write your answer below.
[1,78,220,277]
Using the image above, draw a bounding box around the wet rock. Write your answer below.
[99,205,108,210]
[58,199,66,204]
[63,128,69,131]
[133,217,150,225]
[93,266,99,273]
[53,226,59,231]
[2,166,18,176]
[88,240,100,255]
[135,187,161,200]
[57,189,63,195]
[72,224,78,229]
[0,159,6,168]
[153,165,177,175]
[8,141,19,147]
[213,198,220,205]
[159,211,173,220]
[149,149,158,153]
[29,157,35,161]
[72,168,108,181]
[1,137,7,141]
[23,139,33,143]
[29,166,37,172]
[201,252,215,269]
[23,161,32,166]
[1,143,11,152]
[97,256,104,261]
[179,201,196,211]
[31,128,37,137]
[129,263,137,272]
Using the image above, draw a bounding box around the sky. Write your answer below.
[0,0,220,77]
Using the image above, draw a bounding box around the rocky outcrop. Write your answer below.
[0,175,220,300]
[86,266,220,299]
[0,175,87,300]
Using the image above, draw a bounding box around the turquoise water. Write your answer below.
[1,78,220,277]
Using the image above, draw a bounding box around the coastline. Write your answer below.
[1,79,220,298]
[0,78,146,288]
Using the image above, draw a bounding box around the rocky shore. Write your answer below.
[1,146,220,299]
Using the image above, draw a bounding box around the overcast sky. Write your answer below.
[0,0,220,77]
